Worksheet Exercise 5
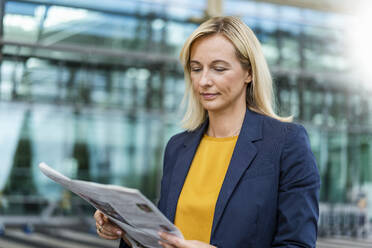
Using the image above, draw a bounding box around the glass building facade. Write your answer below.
[0,0,371,224]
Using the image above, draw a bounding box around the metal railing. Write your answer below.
[319,203,370,239]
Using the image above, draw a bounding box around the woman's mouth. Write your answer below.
[201,93,219,100]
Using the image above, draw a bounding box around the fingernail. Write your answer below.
[99,221,103,225]
[117,231,122,235]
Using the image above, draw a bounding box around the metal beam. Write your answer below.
[8,0,191,24]
[0,216,90,226]
[252,0,364,15]
[0,39,179,65]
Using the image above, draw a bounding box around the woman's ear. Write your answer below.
[245,73,252,84]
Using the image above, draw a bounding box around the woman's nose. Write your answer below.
[199,70,212,87]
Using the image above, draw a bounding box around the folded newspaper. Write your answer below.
[39,162,183,248]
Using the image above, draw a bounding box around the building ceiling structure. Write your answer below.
[253,0,369,15]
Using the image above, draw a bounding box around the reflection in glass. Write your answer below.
[4,110,36,196]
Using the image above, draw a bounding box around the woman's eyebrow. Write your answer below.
[190,60,231,66]
[189,60,201,65]
[211,60,230,66]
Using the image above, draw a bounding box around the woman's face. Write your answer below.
[189,34,251,114]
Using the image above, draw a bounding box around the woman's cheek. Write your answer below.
[191,79,199,93]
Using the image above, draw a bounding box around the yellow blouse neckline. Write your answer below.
[203,134,239,142]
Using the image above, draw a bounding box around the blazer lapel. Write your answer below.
[211,109,263,235]
[166,120,209,222]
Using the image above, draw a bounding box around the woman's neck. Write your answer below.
[206,106,246,138]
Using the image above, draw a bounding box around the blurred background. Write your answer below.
[0,0,371,247]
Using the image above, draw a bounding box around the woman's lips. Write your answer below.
[201,93,219,100]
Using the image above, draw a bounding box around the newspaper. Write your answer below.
[39,162,183,248]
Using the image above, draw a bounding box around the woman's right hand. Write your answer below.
[94,210,129,243]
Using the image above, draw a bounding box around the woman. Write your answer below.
[95,16,320,248]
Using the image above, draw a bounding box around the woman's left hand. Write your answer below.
[158,232,216,248]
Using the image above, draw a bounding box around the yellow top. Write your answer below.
[174,134,238,243]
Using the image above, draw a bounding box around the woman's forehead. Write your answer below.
[190,34,238,62]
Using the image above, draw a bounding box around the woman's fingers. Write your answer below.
[96,221,123,235]
[158,240,177,248]
[158,232,184,248]
[94,210,124,240]
[158,232,215,248]
[102,222,123,236]
[96,229,120,240]
[96,222,123,239]
[103,214,109,222]
[94,210,104,225]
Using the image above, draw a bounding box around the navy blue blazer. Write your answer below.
[121,109,320,248]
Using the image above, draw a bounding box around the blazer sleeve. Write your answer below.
[119,238,130,248]
[272,124,321,248]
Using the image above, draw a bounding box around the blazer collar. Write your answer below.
[183,119,209,147]
[211,108,263,236]
[236,108,263,142]
[166,108,263,226]
[182,108,263,146]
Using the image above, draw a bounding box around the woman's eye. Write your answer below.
[191,68,201,72]
[214,67,226,72]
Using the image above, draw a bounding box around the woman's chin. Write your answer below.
[201,103,224,113]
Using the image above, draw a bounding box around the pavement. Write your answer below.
[1,228,372,248]
[317,237,372,248]
[0,227,118,248]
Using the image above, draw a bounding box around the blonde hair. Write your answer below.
[180,16,292,131]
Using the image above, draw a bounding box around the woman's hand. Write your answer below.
[94,210,130,244]
[158,231,216,248]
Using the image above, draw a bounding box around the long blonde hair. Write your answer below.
[179,16,292,131]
